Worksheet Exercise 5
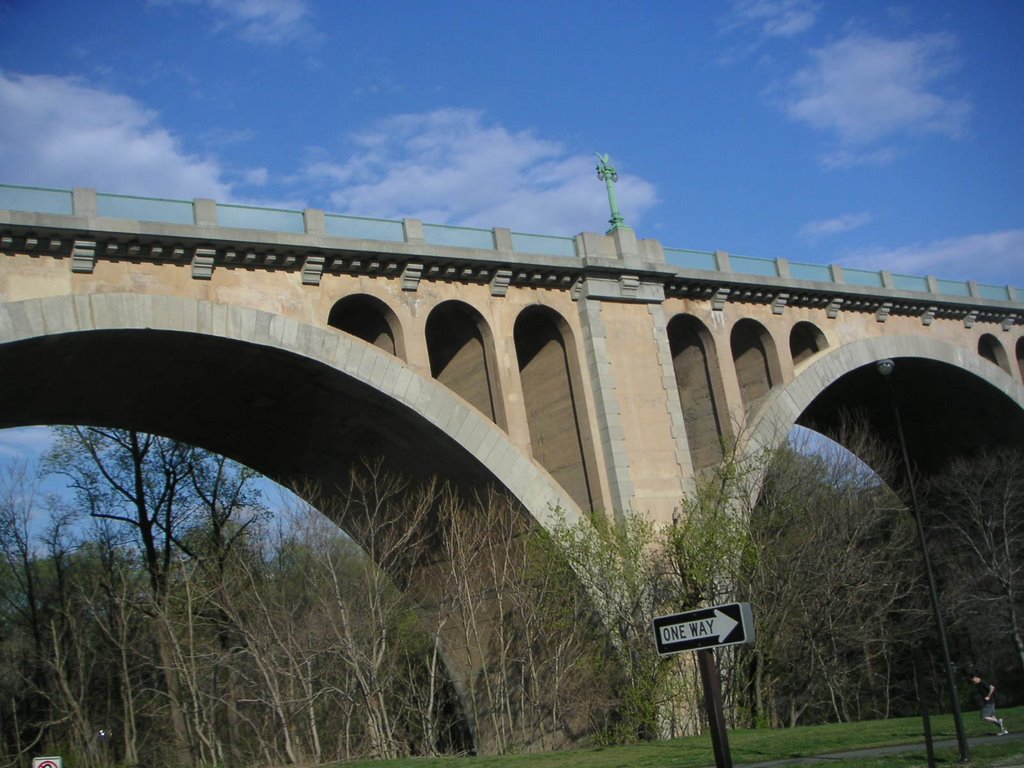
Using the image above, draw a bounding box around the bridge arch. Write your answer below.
[513,304,597,513]
[0,293,582,532]
[328,293,404,360]
[747,335,1024,475]
[789,320,828,367]
[0,292,597,753]
[730,318,782,417]
[667,313,728,472]
[426,300,505,428]
[978,332,1011,375]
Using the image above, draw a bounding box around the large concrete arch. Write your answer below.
[0,292,595,754]
[0,293,583,532]
[747,334,1024,471]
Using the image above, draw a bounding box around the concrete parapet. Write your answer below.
[403,218,425,243]
[303,208,326,235]
[575,231,615,259]
[72,188,98,218]
[194,198,218,226]
[638,237,665,263]
[610,226,639,261]
[492,227,514,251]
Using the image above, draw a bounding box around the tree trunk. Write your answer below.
[154,613,194,768]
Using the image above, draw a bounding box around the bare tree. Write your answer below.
[76,518,147,766]
[738,434,924,726]
[924,448,1024,675]
[41,427,269,767]
[311,462,439,759]
[43,428,197,765]
[0,461,56,764]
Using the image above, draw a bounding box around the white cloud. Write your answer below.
[243,167,270,186]
[305,109,658,235]
[727,0,820,39]
[798,212,872,243]
[786,32,971,148]
[206,0,312,45]
[841,230,1024,286]
[817,146,898,170]
[718,0,819,64]
[0,71,231,200]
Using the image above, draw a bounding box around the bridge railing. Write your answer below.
[0,184,72,215]
[510,232,577,257]
[843,267,885,288]
[100,192,195,225]
[217,203,305,233]
[0,182,1019,302]
[325,212,405,242]
[423,223,495,250]
[788,261,832,282]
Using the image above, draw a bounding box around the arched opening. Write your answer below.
[0,308,594,757]
[978,333,1010,374]
[1017,337,1024,382]
[789,321,827,366]
[514,306,594,513]
[328,294,403,359]
[426,301,503,426]
[744,347,1024,733]
[667,313,726,471]
[796,357,1024,477]
[731,319,777,416]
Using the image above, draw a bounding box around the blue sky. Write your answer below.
[0,0,1022,466]
[1,0,1022,288]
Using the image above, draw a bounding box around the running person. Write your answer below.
[970,671,1009,735]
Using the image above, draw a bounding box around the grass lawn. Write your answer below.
[325,707,1023,768]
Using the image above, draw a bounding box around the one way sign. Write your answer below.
[653,602,755,656]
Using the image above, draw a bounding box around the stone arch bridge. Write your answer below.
[2,184,1024,532]
[5,183,1024,750]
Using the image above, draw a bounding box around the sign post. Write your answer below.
[653,603,755,768]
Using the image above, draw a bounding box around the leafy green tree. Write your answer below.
[667,443,762,607]
[549,510,668,742]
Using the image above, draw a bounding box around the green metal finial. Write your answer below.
[596,152,627,232]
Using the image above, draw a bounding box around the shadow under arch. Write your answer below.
[746,335,1024,478]
[0,293,581,531]
[328,292,405,360]
[731,318,781,417]
[513,304,598,514]
[426,299,506,429]
[667,313,728,472]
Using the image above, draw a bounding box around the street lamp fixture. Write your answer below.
[595,152,627,232]
[876,358,969,762]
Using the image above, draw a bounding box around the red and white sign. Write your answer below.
[32,758,62,768]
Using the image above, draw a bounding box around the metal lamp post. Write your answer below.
[876,358,970,762]
[595,153,627,232]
